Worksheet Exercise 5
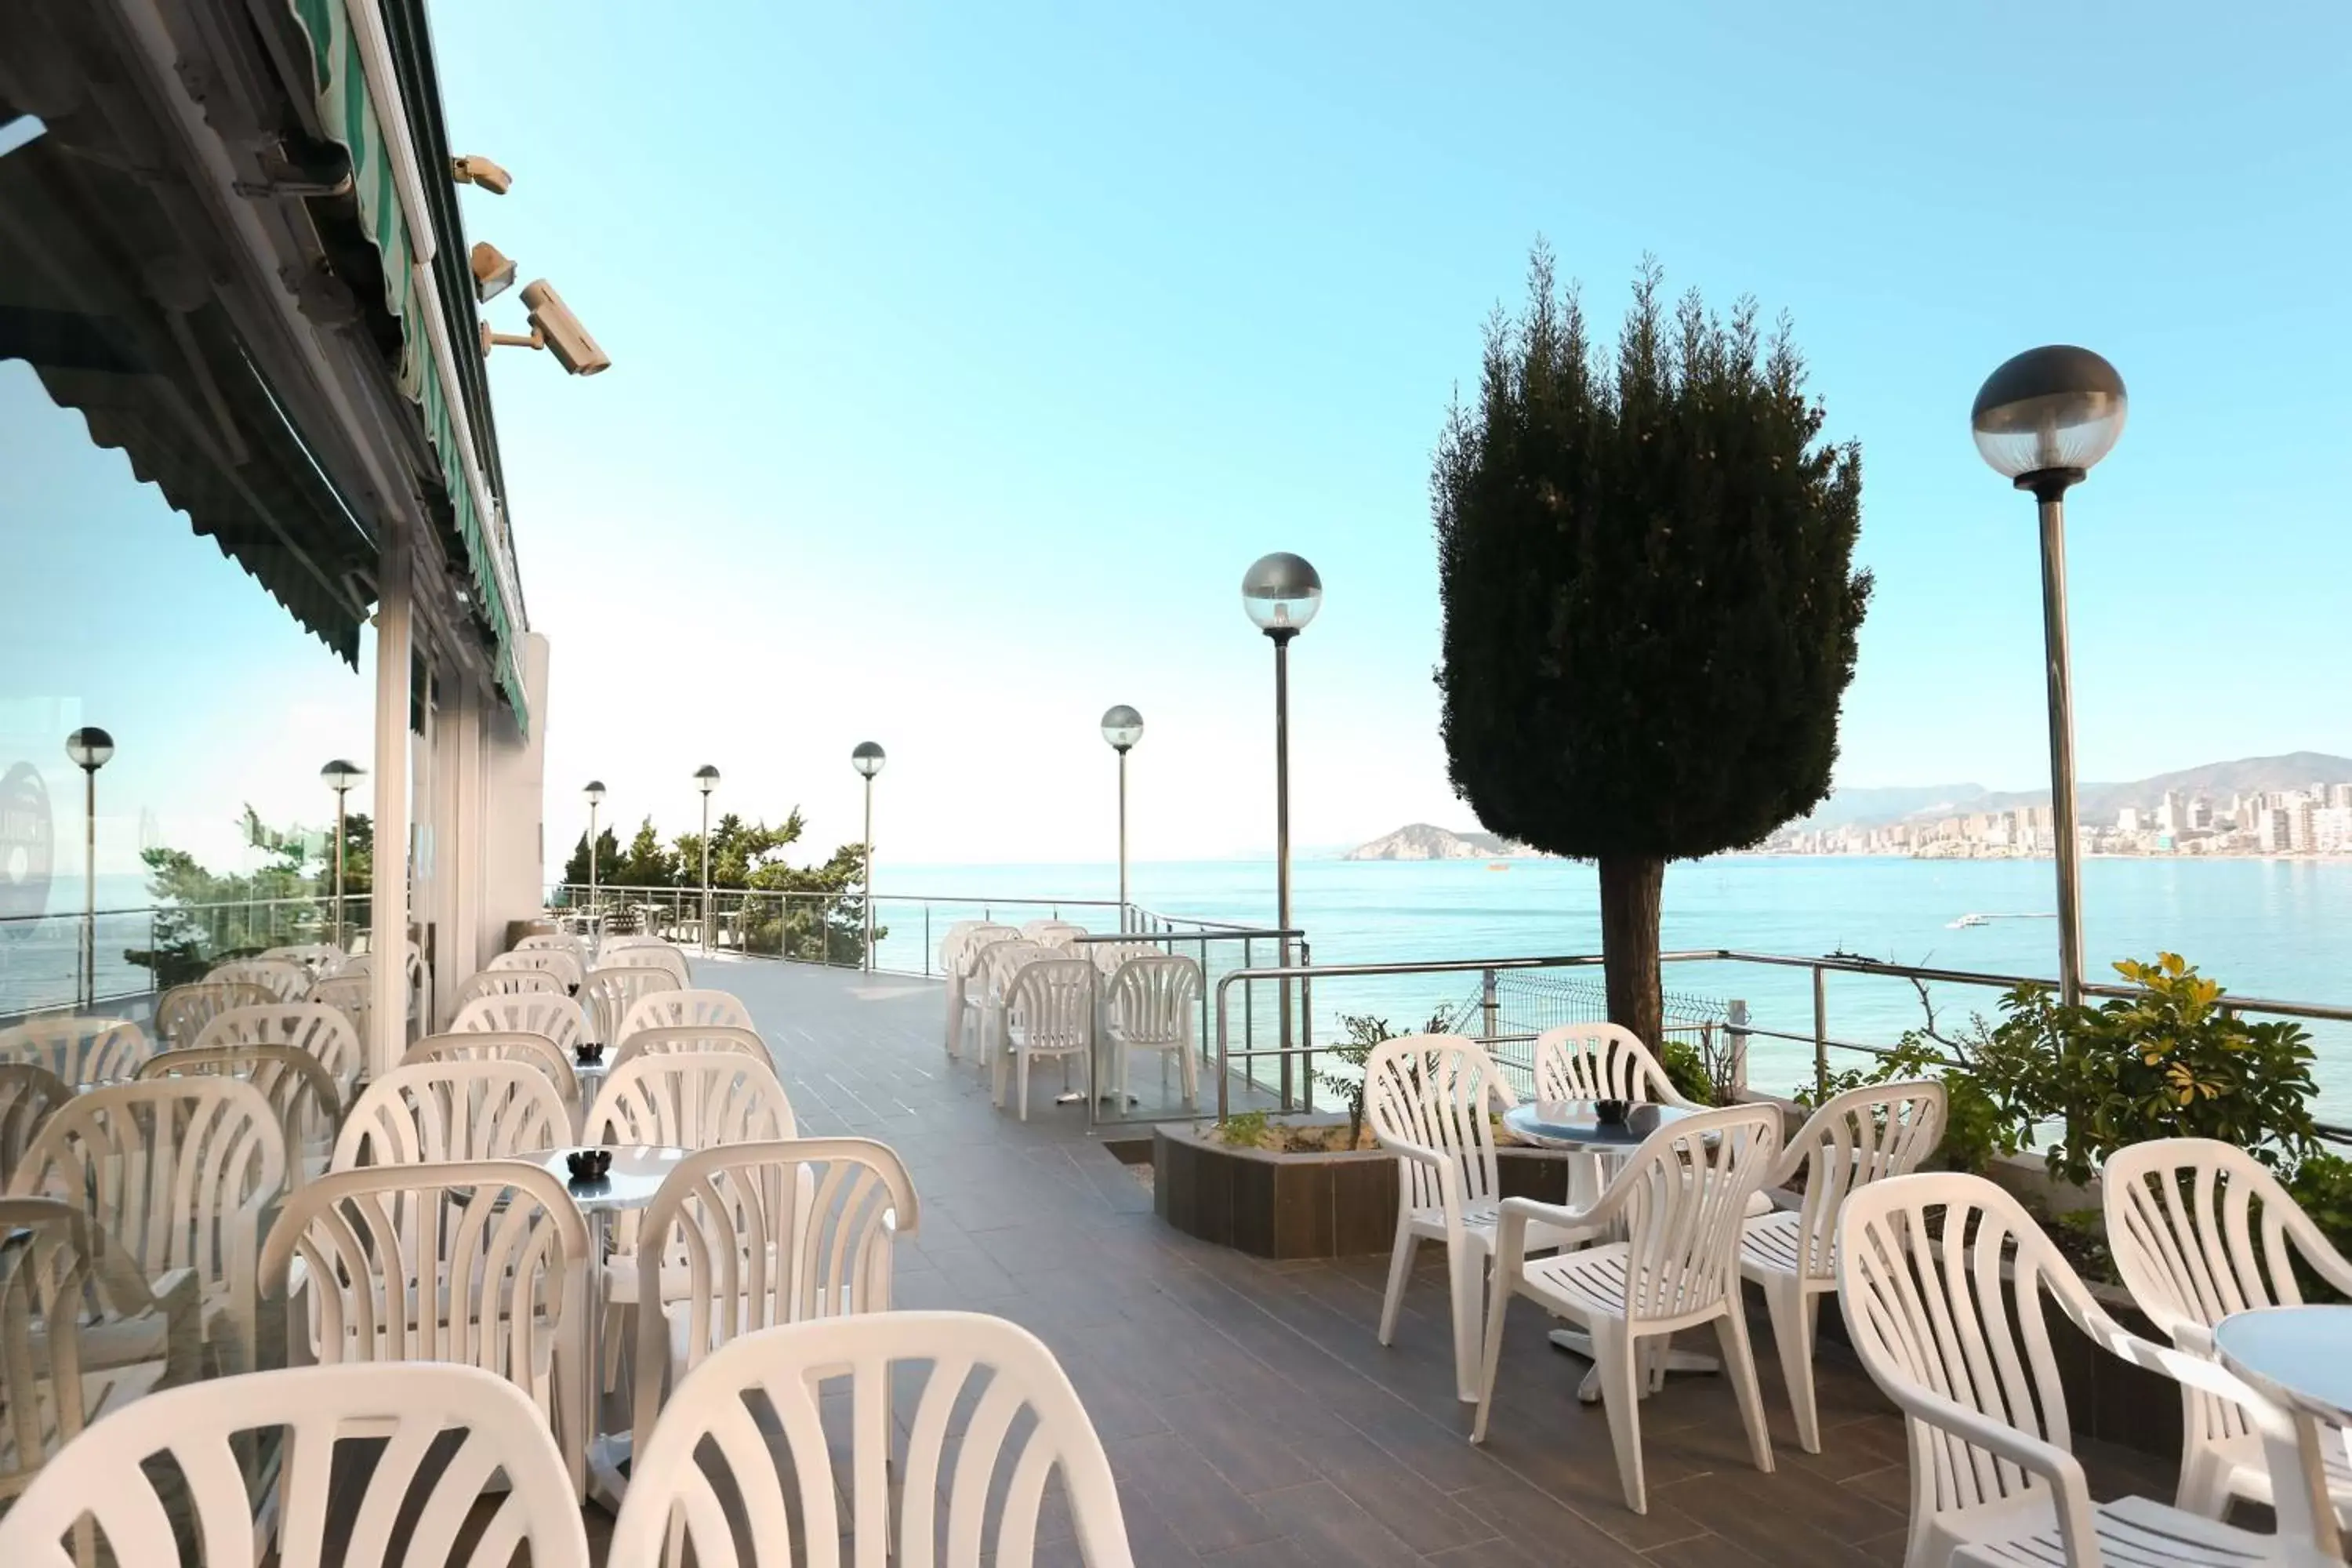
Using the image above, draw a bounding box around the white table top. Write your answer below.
[2214,1305,2352,1425]
[536,1145,689,1213]
[1501,1099,1696,1151]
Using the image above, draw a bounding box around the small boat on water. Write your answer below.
[1948,911,2055,929]
[1486,862,1510,872]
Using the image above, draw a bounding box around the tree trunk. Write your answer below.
[1597,855,1665,1047]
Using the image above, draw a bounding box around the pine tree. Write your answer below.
[1433,249,1871,1044]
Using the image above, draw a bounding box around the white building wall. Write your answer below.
[481,632,550,959]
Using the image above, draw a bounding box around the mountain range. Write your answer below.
[1343,823,1537,861]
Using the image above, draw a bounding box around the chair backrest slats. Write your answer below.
[1367,1035,1508,1212]
[1106,956,1201,1047]
[333,1060,570,1168]
[0,1017,149,1089]
[450,993,590,1056]
[188,1002,365,1098]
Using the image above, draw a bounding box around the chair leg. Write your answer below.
[2174,1429,2233,1519]
[1377,1213,1418,1348]
[1593,1322,1648,1513]
[1470,1261,1518,1445]
[1446,1239,1484,1403]
[1715,1304,1776,1477]
[1017,1051,1031,1122]
[1762,1276,1823,1454]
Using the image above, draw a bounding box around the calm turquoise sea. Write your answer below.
[870,855,2352,1108]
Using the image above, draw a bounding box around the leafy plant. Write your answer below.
[1991,954,2318,1188]
[2282,1152,2352,1304]
[1317,1008,1453,1149]
[1788,984,2031,1174]
[1214,1110,1270,1149]
[1432,248,1869,1047]
[1658,1036,1716,1107]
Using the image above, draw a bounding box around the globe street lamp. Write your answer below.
[693,765,720,954]
[1242,551,1321,1110]
[1101,706,1144,928]
[320,760,364,951]
[1973,345,2127,1007]
[851,743,885,971]
[65,727,113,1007]
[583,781,607,933]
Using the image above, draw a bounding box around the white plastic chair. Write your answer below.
[190,999,365,1098]
[943,924,1018,1060]
[1023,919,1088,948]
[0,1065,71,1185]
[1739,1079,1944,1454]
[258,942,341,971]
[135,1044,343,1185]
[1532,1022,1698,1210]
[0,1198,201,1506]
[2105,1138,2352,1526]
[151,982,272,1049]
[960,936,1040,1068]
[1367,1034,1595,1403]
[451,967,567,1011]
[0,1361,592,1568]
[1105,954,1202,1105]
[492,946,585,989]
[612,1023,770,1069]
[1472,1102,1781,1513]
[517,930,591,956]
[583,965,682,1046]
[615,987,755,1045]
[332,1058,571,1168]
[995,956,1095,1121]
[629,1137,920,1458]
[404,1028,581,1104]
[201,957,309,1002]
[260,1162,593,1499]
[303,973,373,1053]
[603,944,693,989]
[585,1051,797,1152]
[600,933,672,954]
[6,1079,285,1379]
[607,1310,1135,1568]
[1838,1171,2318,1568]
[0,1016,151,1087]
[452,990,591,1056]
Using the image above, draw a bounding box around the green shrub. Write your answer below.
[1991,954,2317,1187]
[1790,1030,2028,1174]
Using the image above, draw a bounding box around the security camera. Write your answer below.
[520,280,609,376]
[449,154,512,194]
[470,241,517,302]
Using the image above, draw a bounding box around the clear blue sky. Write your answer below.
[7,2,2347,873]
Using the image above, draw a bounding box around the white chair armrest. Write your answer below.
[2085,1305,2295,1442]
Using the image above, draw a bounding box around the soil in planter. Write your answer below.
[1209,1112,1540,1155]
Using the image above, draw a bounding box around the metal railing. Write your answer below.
[1210,948,2352,1136]
[0,894,370,1021]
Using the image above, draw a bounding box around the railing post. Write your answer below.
[1300,940,1315,1114]
[1216,975,1231,1121]
[1479,967,1499,1044]
[1811,967,1829,1103]
[924,904,931,977]
[1726,999,1750,1099]
[1242,937,1256,1093]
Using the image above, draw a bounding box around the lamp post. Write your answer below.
[320,760,363,952]
[851,743,885,971]
[692,766,720,954]
[65,727,113,1008]
[1100,706,1144,930]
[583,781,606,927]
[1242,552,1322,1109]
[1972,346,2127,1008]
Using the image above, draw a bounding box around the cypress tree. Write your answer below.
[1433,249,1871,1044]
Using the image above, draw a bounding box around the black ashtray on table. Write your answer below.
[1593,1098,1630,1126]
[564,1149,612,1185]
[574,1044,605,1065]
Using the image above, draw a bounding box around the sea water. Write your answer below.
[873,855,2352,1109]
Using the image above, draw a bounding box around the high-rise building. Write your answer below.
[2330,783,2352,811]
[2188,797,2214,831]
[2295,798,2318,852]
[2117,806,2143,833]
[2157,790,2184,834]
[2262,808,2295,854]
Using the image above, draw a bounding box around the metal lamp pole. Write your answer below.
[1242,553,1322,1109]
[321,760,362,950]
[851,743,886,971]
[66,728,114,1007]
[583,781,606,929]
[1101,706,1144,930]
[693,766,720,954]
[1972,347,2127,1007]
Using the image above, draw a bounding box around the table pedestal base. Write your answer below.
[1548,1328,1720,1403]
[588,1433,632,1512]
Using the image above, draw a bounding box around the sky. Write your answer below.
[5,1,2349,878]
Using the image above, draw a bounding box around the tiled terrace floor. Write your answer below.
[666,953,2174,1568]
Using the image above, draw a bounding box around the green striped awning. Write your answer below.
[285,0,528,731]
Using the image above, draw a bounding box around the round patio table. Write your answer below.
[537,1145,690,1510]
[1498,1100,1717,1396]
[2214,1305,2352,1557]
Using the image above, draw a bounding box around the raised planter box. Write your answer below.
[1153,1119,1569,1260]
